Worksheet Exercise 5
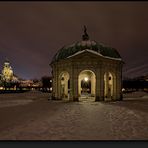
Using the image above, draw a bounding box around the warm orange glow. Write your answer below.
[84,77,88,82]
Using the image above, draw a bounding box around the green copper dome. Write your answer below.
[51,26,122,63]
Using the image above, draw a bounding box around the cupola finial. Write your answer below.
[82,25,89,41]
[5,57,9,63]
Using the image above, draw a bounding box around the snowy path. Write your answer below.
[0,91,148,140]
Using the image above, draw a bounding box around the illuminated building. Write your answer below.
[50,26,124,101]
[1,59,18,83]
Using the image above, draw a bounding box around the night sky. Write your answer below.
[0,2,148,80]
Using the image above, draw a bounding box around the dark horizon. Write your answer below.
[0,2,148,80]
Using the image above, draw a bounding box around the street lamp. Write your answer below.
[84,77,88,82]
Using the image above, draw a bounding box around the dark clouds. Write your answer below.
[0,2,148,79]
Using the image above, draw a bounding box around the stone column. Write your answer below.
[95,67,104,101]
[64,79,68,97]
[69,77,73,101]
[104,72,109,99]
[69,66,78,101]
[73,75,79,101]
[110,75,113,98]
[91,75,95,96]
[100,69,104,101]
[112,73,117,100]
[57,72,62,100]
[78,77,81,96]
[104,73,107,98]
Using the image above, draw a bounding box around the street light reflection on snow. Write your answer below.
[84,77,88,82]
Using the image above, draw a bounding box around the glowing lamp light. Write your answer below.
[84,77,88,82]
[0,87,4,90]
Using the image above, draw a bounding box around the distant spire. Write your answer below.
[82,25,89,41]
[5,57,10,63]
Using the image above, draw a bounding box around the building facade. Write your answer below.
[50,27,124,101]
[0,59,18,83]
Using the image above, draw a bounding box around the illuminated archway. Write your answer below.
[78,70,96,101]
[59,71,70,100]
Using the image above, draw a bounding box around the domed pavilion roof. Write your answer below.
[51,26,122,63]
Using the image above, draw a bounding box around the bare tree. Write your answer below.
[41,76,52,92]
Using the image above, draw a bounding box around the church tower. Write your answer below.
[1,59,13,82]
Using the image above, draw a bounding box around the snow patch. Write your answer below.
[0,100,33,108]
[142,95,148,98]
[67,49,122,61]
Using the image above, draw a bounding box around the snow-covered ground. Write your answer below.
[0,90,148,140]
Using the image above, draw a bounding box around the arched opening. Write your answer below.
[59,71,70,100]
[104,72,114,101]
[78,70,96,102]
